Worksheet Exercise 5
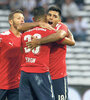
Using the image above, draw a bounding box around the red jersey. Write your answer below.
[21,27,55,73]
[0,30,21,89]
[49,22,68,80]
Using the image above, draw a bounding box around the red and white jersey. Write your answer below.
[21,27,55,73]
[0,30,22,89]
[49,22,68,80]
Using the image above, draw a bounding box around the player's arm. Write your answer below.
[17,22,55,32]
[37,30,66,44]
[57,29,75,46]
[26,30,67,49]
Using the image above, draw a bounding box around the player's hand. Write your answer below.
[39,22,55,30]
[26,36,40,50]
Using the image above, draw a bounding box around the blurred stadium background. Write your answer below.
[0,0,90,100]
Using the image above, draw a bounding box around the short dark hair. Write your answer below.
[33,6,45,20]
[8,9,23,20]
[47,6,61,16]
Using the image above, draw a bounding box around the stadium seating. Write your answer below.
[66,42,90,85]
[0,9,10,32]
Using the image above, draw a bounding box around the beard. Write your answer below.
[13,21,19,29]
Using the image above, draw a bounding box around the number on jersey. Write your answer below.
[58,95,64,100]
[24,34,41,54]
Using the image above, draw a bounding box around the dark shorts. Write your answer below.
[0,88,19,100]
[52,76,68,100]
[19,71,55,100]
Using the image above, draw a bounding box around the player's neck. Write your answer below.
[10,27,21,37]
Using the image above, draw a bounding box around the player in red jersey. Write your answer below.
[27,6,75,100]
[0,10,24,100]
[0,9,55,100]
[19,7,68,100]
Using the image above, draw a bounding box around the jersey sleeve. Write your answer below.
[57,23,68,36]
[56,24,69,44]
[60,25,67,32]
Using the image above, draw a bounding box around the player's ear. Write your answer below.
[9,20,13,26]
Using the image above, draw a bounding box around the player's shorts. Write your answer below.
[52,76,68,100]
[0,88,19,100]
[19,71,55,100]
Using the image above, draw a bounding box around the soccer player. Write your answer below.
[0,9,56,100]
[0,10,24,100]
[27,6,75,100]
[19,6,68,100]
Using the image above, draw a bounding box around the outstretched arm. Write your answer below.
[26,30,67,49]
[17,22,55,32]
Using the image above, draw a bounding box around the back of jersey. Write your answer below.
[21,27,54,73]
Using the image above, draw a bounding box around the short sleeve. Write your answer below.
[59,24,67,32]
[55,23,69,44]
[56,23,68,36]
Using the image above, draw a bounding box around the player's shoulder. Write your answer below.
[0,30,11,39]
[0,30,11,36]
[29,27,47,32]
[21,30,31,38]
[57,22,68,28]
[23,27,47,34]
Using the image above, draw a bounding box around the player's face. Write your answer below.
[12,13,24,29]
[47,11,60,28]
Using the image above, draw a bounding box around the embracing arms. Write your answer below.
[26,29,75,49]
[17,22,55,32]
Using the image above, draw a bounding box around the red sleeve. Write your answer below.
[55,23,68,44]
[57,23,68,36]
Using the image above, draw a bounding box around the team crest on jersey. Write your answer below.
[1,31,10,35]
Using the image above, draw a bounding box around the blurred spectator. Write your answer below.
[21,0,36,12]
[61,0,79,21]
[36,0,48,11]
[9,0,21,11]
[23,8,33,22]
[75,0,84,4]
[0,0,9,9]
[66,16,87,41]
[54,0,64,8]
[66,17,76,34]
[75,0,84,10]
[47,0,55,4]
[36,0,47,6]
[74,16,87,41]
